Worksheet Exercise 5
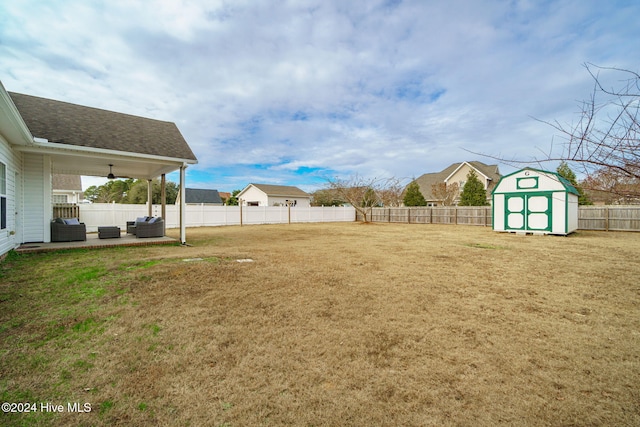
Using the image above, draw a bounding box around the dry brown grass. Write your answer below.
[1,223,640,426]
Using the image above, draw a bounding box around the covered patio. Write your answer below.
[7,92,198,246]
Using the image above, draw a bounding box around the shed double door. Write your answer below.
[504,193,552,232]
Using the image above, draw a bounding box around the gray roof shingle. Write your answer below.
[250,184,309,197]
[52,174,82,191]
[9,92,197,161]
[185,188,222,204]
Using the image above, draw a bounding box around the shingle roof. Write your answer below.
[413,161,501,200]
[185,188,222,204]
[52,174,82,191]
[8,92,197,161]
[250,184,310,197]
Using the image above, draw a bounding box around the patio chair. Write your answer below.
[135,217,165,238]
[126,216,150,235]
[51,218,87,242]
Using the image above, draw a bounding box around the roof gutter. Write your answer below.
[14,138,198,165]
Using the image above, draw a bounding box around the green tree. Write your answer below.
[458,170,489,206]
[85,179,134,203]
[225,189,241,206]
[311,189,344,206]
[556,162,592,205]
[124,179,179,204]
[403,181,427,206]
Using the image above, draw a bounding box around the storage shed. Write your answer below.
[492,168,579,235]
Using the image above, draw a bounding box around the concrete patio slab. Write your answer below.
[16,232,177,254]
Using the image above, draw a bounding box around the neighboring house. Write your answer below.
[0,83,198,256]
[176,188,223,206]
[218,192,231,204]
[237,184,311,207]
[411,161,501,206]
[53,174,83,204]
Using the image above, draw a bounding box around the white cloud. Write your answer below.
[1,0,638,191]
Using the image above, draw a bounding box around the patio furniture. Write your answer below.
[135,217,165,238]
[126,216,150,235]
[51,218,87,242]
[98,226,121,239]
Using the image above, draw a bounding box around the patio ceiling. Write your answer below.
[15,142,186,180]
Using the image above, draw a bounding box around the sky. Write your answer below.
[1,0,638,192]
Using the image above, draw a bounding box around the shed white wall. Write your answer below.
[567,193,579,233]
[22,153,52,243]
[239,186,268,206]
[0,135,21,256]
[493,170,567,193]
[551,192,567,235]
[492,194,505,232]
[492,169,578,235]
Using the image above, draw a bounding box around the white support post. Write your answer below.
[161,174,166,220]
[147,179,153,217]
[180,164,187,244]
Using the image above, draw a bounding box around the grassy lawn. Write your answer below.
[1,223,639,426]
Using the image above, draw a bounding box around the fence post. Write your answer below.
[454,207,458,225]
[605,207,609,232]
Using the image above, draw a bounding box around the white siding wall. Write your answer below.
[567,194,579,233]
[492,194,505,232]
[551,192,567,235]
[266,195,311,207]
[0,135,21,256]
[22,153,52,243]
[239,186,268,206]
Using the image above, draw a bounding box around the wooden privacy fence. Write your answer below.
[578,206,640,231]
[53,203,80,220]
[361,206,493,226]
[359,206,640,231]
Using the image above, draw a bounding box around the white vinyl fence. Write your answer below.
[78,204,356,232]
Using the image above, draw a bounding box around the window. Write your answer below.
[53,194,68,204]
[0,162,6,230]
[0,162,5,194]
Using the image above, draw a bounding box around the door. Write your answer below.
[15,171,22,244]
[504,193,552,232]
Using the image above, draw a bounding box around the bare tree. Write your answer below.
[473,64,640,200]
[378,177,406,207]
[543,64,639,197]
[325,175,404,222]
[431,182,459,206]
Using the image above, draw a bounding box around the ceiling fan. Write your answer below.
[106,164,132,180]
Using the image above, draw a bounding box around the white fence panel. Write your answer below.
[79,204,355,232]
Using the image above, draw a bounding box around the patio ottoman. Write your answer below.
[98,226,121,239]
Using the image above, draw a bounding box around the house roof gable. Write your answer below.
[413,161,501,200]
[239,183,310,198]
[8,92,197,162]
[491,167,580,195]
